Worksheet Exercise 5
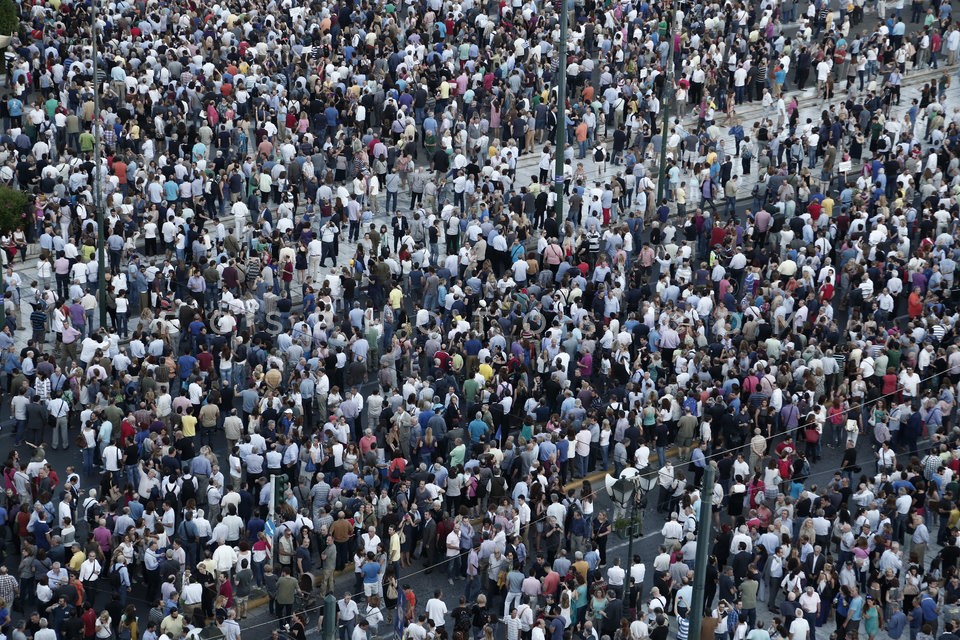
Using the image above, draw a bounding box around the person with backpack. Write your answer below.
[110,556,131,607]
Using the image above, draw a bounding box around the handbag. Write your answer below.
[75,434,87,449]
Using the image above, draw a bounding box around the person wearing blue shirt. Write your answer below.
[539,438,557,463]
[886,603,907,639]
[919,591,939,634]
[468,413,488,443]
[177,353,198,380]
[163,178,179,203]
[360,552,381,598]
[33,514,52,550]
[7,97,22,126]
[847,591,865,629]
[423,115,437,137]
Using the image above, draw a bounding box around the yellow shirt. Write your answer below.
[69,549,85,572]
[389,533,401,561]
[389,287,403,310]
[180,414,197,438]
[821,197,835,217]
[478,363,493,381]
[439,81,451,99]
[949,506,960,530]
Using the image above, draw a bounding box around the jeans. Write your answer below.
[82,447,95,476]
[464,574,478,603]
[577,453,589,477]
[253,559,266,587]
[447,556,460,581]
[125,464,140,489]
[504,591,523,617]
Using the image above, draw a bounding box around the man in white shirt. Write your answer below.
[425,590,448,629]
[181,579,204,616]
[404,616,427,640]
[445,524,461,584]
[789,607,811,640]
[212,539,238,577]
[34,618,57,640]
[78,551,102,588]
[606,557,626,597]
[220,610,242,640]
[798,586,821,633]
[634,440,651,470]
[661,514,683,548]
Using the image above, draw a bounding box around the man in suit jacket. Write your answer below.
[803,545,827,583]
[421,510,438,573]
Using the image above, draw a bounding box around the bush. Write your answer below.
[0,185,29,234]
[0,0,18,36]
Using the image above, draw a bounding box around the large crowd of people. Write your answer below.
[1,0,960,640]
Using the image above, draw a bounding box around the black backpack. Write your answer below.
[454,607,472,631]
[180,476,197,503]
[84,498,102,527]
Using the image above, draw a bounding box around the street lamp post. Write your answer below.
[605,470,657,612]
[655,77,674,207]
[90,0,106,329]
[688,464,717,640]
[553,0,568,222]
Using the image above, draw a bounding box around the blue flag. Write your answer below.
[495,424,502,445]
[395,588,407,638]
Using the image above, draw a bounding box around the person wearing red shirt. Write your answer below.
[219,573,234,609]
[908,287,924,318]
[359,430,378,456]
[82,603,97,640]
[196,345,215,377]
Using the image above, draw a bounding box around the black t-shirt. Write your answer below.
[124,443,139,467]
[62,616,84,640]
[175,437,196,461]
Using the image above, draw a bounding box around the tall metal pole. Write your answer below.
[655,35,675,208]
[688,464,716,640]
[622,495,636,614]
[655,83,673,206]
[552,0,568,221]
[91,1,106,329]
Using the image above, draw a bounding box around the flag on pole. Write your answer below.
[495,424,502,446]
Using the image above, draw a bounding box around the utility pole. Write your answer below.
[688,464,717,640]
[552,0,568,221]
[655,80,673,206]
[90,0,106,329]
[655,31,675,207]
